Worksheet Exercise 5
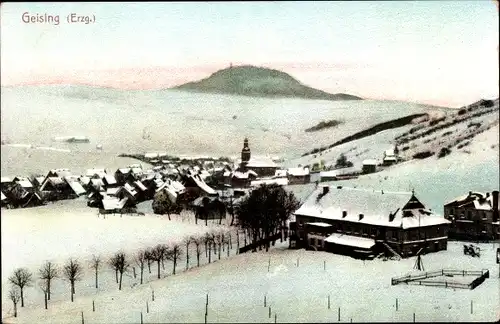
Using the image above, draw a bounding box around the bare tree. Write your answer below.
[144,248,153,274]
[109,255,120,284]
[184,237,192,270]
[37,281,48,310]
[134,250,147,284]
[151,244,169,279]
[39,261,58,300]
[63,258,83,302]
[9,288,21,317]
[90,255,101,289]
[8,268,33,307]
[204,233,213,263]
[191,235,203,267]
[167,243,182,275]
[110,252,130,290]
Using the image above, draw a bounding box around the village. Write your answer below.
[2,137,499,258]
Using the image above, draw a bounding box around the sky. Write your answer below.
[1,1,498,107]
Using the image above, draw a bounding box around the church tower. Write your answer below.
[241,137,251,165]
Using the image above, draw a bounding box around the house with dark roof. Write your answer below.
[291,186,450,259]
[444,190,499,241]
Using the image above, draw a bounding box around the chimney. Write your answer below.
[359,214,364,221]
[342,210,347,218]
[469,191,472,196]
[493,190,499,222]
[323,186,329,195]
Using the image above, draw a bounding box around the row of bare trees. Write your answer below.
[7,228,244,317]
[8,259,83,317]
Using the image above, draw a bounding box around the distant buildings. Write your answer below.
[290,186,450,259]
[362,159,378,174]
[444,191,499,241]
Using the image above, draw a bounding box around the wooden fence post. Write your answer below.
[152,290,155,301]
[264,295,267,307]
[147,301,149,313]
[338,307,340,321]
[269,306,271,318]
[413,312,415,323]
[324,260,326,270]
[328,295,330,309]
[140,312,143,324]
[93,300,95,312]
[396,298,398,311]
[268,257,271,272]
[274,313,277,323]
[81,311,84,324]
[470,300,473,314]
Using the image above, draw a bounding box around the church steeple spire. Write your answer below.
[241,137,251,164]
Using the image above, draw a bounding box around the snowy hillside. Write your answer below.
[1,85,441,176]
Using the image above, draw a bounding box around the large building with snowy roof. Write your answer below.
[291,185,450,259]
[443,190,499,241]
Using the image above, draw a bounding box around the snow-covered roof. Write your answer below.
[1,192,6,201]
[288,167,310,177]
[306,222,333,227]
[325,233,376,249]
[106,187,120,196]
[362,159,378,166]
[383,156,397,161]
[134,180,148,192]
[17,180,33,188]
[35,176,46,184]
[445,191,499,211]
[68,181,86,195]
[117,168,131,174]
[190,175,216,195]
[232,170,258,179]
[275,170,288,178]
[1,177,13,183]
[102,197,129,210]
[295,186,449,229]
[91,178,104,189]
[123,183,138,196]
[104,175,117,185]
[384,149,395,157]
[79,176,91,185]
[40,177,65,190]
[145,152,159,158]
[251,178,289,187]
[50,169,72,178]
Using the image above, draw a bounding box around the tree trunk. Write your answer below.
[157,260,161,279]
[13,303,17,317]
[218,243,221,260]
[70,283,74,302]
[208,245,212,263]
[119,272,123,290]
[205,216,208,226]
[115,269,118,283]
[95,269,99,289]
[173,257,177,275]
[205,241,208,257]
[148,260,151,274]
[197,250,201,267]
[186,244,190,270]
[48,279,51,300]
[140,266,144,284]
[20,287,24,307]
[167,213,171,221]
[44,291,48,309]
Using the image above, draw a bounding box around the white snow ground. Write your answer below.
[2,241,499,323]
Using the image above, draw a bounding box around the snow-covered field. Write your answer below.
[3,241,499,323]
[1,198,241,318]
[1,85,442,176]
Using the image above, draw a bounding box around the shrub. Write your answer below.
[458,108,466,115]
[480,100,494,108]
[413,151,434,159]
[437,147,452,158]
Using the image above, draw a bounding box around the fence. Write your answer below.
[391,269,490,290]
